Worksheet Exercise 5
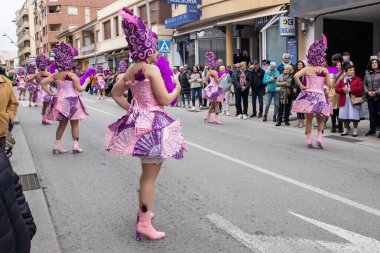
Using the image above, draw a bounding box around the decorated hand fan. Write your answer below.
[80,68,96,86]
[156,56,177,107]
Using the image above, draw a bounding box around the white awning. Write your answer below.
[217,5,287,26]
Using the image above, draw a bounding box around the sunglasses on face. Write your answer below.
[284,58,290,60]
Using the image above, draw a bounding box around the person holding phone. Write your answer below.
[263,62,280,122]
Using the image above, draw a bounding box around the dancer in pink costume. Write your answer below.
[202,51,226,124]
[41,42,90,154]
[28,54,53,125]
[106,7,187,241]
[26,64,37,107]
[16,68,27,100]
[95,65,107,100]
[292,35,333,149]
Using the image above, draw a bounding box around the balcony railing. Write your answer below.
[16,8,28,22]
[81,44,95,56]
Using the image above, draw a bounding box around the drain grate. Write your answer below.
[187,110,202,113]
[12,121,20,125]
[19,173,41,191]
[324,135,363,143]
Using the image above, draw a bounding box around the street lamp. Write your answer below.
[2,33,17,47]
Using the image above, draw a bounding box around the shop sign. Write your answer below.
[187,5,201,16]
[165,12,199,29]
[279,16,296,37]
[286,37,298,65]
[197,28,225,39]
[167,0,201,5]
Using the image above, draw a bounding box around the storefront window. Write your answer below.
[198,39,226,67]
[266,25,287,65]
[178,41,196,67]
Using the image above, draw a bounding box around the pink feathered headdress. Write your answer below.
[53,42,78,71]
[307,34,328,66]
[205,51,217,69]
[119,7,158,62]
[36,54,49,71]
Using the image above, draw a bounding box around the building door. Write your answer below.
[324,19,373,77]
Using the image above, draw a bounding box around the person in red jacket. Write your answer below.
[335,65,364,137]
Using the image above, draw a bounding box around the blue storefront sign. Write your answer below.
[165,12,200,29]
[286,37,298,65]
[167,0,201,5]
[187,5,201,16]
[158,40,171,54]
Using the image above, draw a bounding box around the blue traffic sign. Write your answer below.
[165,12,200,29]
[158,40,171,54]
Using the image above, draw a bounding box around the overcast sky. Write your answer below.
[0,0,24,52]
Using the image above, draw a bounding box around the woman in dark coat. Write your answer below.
[0,151,36,253]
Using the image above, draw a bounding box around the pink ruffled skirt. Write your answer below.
[105,109,187,160]
[46,95,89,121]
[202,83,225,102]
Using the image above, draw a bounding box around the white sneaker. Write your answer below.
[191,106,196,110]
[237,114,243,119]
[220,111,226,116]
[226,111,231,116]
[243,114,247,120]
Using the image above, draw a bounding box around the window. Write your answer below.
[85,7,90,23]
[103,20,111,40]
[68,6,78,15]
[48,5,61,13]
[49,24,61,31]
[114,16,119,36]
[76,39,80,49]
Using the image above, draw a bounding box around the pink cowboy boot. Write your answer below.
[213,114,222,124]
[306,133,313,149]
[53,140,69,154]
[72,140,84,154]
[136,206,165,241]
[316,131,324,149]
[204,112,211,123]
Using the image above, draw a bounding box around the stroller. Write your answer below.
[5,121,15,158]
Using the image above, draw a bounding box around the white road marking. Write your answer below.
[186,141,380,217]
[289,211,380,252]
[84,105,380,216]
[207,213,380,253]
[19,100,32,107]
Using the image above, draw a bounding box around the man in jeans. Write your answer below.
[249,60,265,118]
[232,62,250,120]
[0,71,18,150]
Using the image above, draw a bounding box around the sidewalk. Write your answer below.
[10,117,60,253]
[188,95,380,148]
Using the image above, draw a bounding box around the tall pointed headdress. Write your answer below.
[53,42,78,71]
[118,60,128,73]
[205,51,217,69]
[119,7,158,61]
[36,54,49,71]
[307,34,327,66]
[26,64,36,75]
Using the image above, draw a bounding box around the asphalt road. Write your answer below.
[16,93,380,253]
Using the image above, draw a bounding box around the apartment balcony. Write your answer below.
[18,46,31,57]
[17,34,30,46]
[80,44,95,56]
[16,20,29,35]
[16,8,28,22]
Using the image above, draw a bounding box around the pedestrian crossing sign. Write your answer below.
[158,40,171,54]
